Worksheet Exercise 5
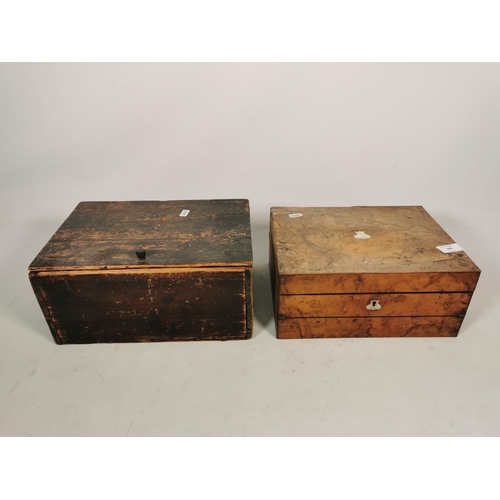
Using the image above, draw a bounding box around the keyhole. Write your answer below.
[366,299,381,311]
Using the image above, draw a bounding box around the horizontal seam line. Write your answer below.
[279,315,465,319]
[279,291,472,296]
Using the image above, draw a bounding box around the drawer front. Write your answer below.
[30,268,249,344]
[278,316,464,339]
[279,293,471,318]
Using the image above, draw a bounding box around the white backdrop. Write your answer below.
[1,63,499,436]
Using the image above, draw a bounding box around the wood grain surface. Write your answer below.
[279,271,480,294]
[278,316,464,339]
[30,267,251,344]
[30,199,252,271]
[279,292,471,318]
[270,206,480,338]
[271,206,480,276]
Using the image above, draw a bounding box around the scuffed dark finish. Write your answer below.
[270,206,480,338]
[244,268,254,338]
[30,269,248,343]
[30,199,252,271]
[29,199,253,344]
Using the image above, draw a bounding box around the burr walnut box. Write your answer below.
[269,206,480,339]
[29,199,253,344]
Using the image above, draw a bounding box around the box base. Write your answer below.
[277,316,464,339]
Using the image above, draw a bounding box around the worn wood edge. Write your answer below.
[30,266,249,277]
[55,318,250,344]
[245,201,254,338]
[270,205,425,211]
[29,272,62,344]
[76,198,250,207]
[277,316,464,339]
[57,332,250,345]
[245,268,254,338]
[270,215,285,337]
[269,224,282,336]
[29,261,253,272]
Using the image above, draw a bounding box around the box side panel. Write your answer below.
[29,273,62,344]
[280,271,480,294]
[31,268,248,344]
[269,229,281,335]
[278,316,464,339]
[279,292,472,318]
[245,268,253,338]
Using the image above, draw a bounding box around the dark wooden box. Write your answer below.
[29,199,253,344]
[270,206,480,338]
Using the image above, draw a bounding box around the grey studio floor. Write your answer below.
[1,63,500,437]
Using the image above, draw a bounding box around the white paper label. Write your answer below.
[179,209,190,217]
[436,243,463,254]
[289,213,303,218]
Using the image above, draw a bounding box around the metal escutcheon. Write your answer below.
[366,299,381,311]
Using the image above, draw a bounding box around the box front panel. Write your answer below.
[31,268,248,344]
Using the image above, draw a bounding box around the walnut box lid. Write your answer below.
[270,206,480,294]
